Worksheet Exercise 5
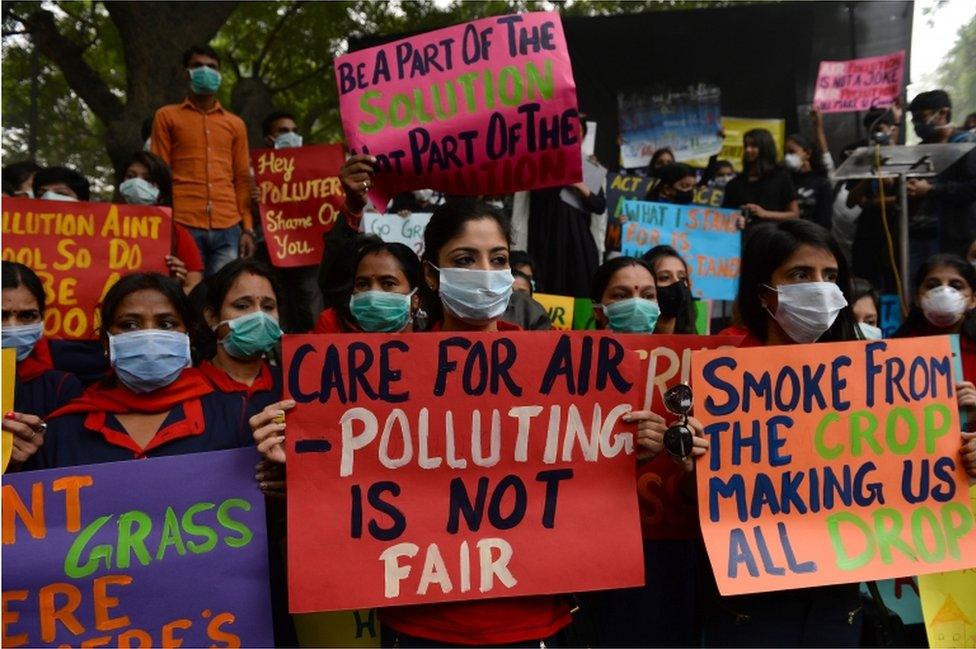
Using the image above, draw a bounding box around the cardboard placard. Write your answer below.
[362,212,433,257]
[813,51,906,114]
[335,12,582,209]
[1,198,171,339]
[693,338,976,595]
[253,144,347,267]
[284,331,644,611]
[0,448,274,647]
[533,293,575,331]
[621,200,742,301]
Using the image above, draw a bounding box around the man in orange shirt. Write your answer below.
[152,44,256,276]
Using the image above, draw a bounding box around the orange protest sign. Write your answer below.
[1,198,171,339]
[692,337,976,596]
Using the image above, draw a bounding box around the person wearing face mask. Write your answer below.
[723,129,799,225]
[2,160,42,198]
[906,90,976,265]
[32,165,90,202]
[642,245,698,334]
[708,220,867,646]
[151,44,256,277]
[262,111,303,150]
[20,273,252,470]
[119,151,205,293]
[314,240,422,334]
[587,254,707,646]
[785,133,833,229]
[254,199,574,647]
[590,257,661,333]
[199,259,285,420]
[850,277,883,340]
[645,162,697,204]
[707,160,736,190]
[1,262,83,466]
[893,254,976,419]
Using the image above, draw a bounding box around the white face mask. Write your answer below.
[41,191,78,202]
[858,322,883,340]
[119,177,160,205]
[273,132,303,149]
[433,266,514,326]
[784,153,803,171]
[921,286,969,327]
[765,281,848,343]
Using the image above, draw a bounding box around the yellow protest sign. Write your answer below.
[686,116,786,171]
[2,348,14,473]
[920,485,976,648]
[293,610,380,648]
[532,293,575,330]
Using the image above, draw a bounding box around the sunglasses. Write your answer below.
[662,383,694,459]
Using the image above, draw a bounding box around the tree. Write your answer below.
[938,14,976,127]
[3,1,239,190]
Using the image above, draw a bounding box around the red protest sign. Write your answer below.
[334,12,583,210]
[692,338,976,596]
[284,331,644,612]
[1,198,171,339]
[252,144,347,267]
[621,334,744,540]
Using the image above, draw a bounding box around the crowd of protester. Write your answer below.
[3,42,976,648]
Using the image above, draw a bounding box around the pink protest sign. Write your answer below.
[813,51,905,114]
[334,12,582,210]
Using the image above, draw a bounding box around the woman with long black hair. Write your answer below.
[722,128,799,225]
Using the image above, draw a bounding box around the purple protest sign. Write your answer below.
[1,448,273,647]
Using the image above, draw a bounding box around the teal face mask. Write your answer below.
[189,66,221,95]
[350,290,413,333]
[218,310,281,359]
[603,297,661,333]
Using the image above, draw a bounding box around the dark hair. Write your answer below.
[590,256,655,303]
[32,166,90,201]
[337,241,423,328]
[850,277,881,316]
[786,132,827,175]
[863,107,895,131]
[512,269,534,294]
[199,258,283,357]
[1,261,46,312]
[141,117,154,142]
[647,163,695,200]
[715,160,734,173]
[510,250,536,277]
[895,254,976,341]
[262,111,297,138]
[3,160,42,195]
[648,148,675,174]
[736,220,858,343]
[99,272,207,363]
[743,128,779,178]
[182,44,220,68]
[419,199,511,328]
[910,89,952,122]
[641,245,697,333]
[124,151,173,206]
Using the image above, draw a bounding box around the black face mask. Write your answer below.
[657,282,692,318]
[672,189,694,204]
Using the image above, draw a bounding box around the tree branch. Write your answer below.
[253,1,303,77]
[24,8,123,123]
[270,62,328,94]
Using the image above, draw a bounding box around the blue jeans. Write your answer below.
[186,224,241,277]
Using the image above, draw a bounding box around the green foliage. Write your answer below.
[2,0,730,197]
[938,14,976,127]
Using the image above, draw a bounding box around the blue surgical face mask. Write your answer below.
[40,191,77,202]
[350,290,414,332]
[274,132,303,149]
[109,330,191,393]
[2,323,44,361]
[602,297,661,333]
[217,310,282,359]
[119,177,160,205]
[858,322,883,340]
[433,266,514,326]
[188,66,221,95]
